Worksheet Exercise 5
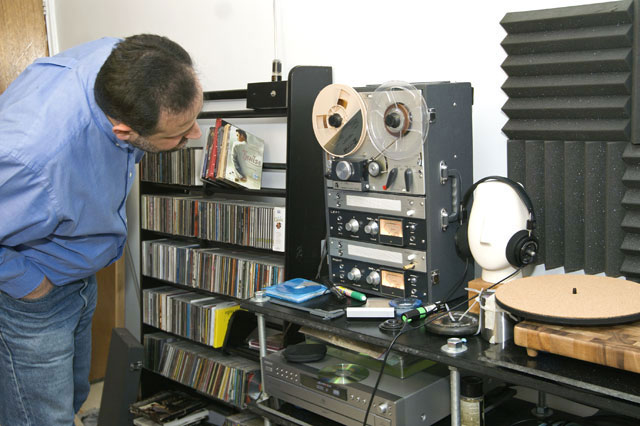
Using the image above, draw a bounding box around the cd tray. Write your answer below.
[263,350,450,426]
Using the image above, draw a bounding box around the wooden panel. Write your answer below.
[514,320,640,373]
[90,258,125,382]
[0,0,48,93]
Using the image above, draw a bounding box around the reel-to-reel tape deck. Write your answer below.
[312,81,474,302]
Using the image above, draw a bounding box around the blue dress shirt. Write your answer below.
[0,37,145,298]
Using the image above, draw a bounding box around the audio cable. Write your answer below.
[361,268,521,426]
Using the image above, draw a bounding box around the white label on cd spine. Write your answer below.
[348,244,403,264]
[272,207,285,252]
[346,195,402,212]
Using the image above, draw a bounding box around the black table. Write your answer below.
[241,298,640,423]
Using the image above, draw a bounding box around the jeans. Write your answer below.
[0,276,98,426]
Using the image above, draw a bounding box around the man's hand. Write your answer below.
[22,276,54,300]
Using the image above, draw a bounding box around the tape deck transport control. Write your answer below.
[312,81,474,302]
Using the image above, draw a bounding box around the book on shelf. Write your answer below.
[247,331,285,354]
[201,120,265,190]
[203,119,223,181]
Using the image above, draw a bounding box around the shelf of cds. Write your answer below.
[138,66,333,407]
[144,332,260,408]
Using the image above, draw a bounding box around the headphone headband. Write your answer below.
[460,176,536,230]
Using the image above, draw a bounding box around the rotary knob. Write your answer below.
[347,268,362,281]
[367,161,381,177]
[364,221,379,235]
[377,402,390,414]
[335,161,354,181]
[366,271,381,285]
[345,219,360,233]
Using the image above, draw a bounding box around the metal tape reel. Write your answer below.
[312,84,367,157]
[366,81,428,160]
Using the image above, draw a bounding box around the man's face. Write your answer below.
[128,94,204,153]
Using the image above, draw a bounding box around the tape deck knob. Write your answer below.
[366,271,381,285]
[335,161,354,181]
[367,161,381,177]
[347,268,362,282]
[345,219,360,233]
[378,402,390,414]
[364,221,379,235]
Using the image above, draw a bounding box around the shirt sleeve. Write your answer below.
[0,151,59,298]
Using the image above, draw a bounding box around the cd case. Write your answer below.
[264,278,328,303]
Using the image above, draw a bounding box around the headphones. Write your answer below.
[454,176,539,268]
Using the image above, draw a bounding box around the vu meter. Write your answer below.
[313,81,474,302]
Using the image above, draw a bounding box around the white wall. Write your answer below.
[50,0,600,336]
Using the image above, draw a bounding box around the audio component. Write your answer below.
[263,350,450,426]
[313,81,474,302]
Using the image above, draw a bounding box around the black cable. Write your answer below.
[361,322,413,426]
[314,239,328,280]
[361,267,522,426]
[442,257,470,303]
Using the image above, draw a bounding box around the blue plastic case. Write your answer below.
[264,278,328,303]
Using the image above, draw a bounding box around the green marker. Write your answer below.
[335,286,367,302]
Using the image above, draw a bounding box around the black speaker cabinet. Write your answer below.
[97,328,143,426]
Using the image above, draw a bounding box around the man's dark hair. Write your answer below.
[95,34,200,136]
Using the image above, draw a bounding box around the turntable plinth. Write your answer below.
[514,320,640,373]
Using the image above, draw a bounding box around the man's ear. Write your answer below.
[111,122,138,141]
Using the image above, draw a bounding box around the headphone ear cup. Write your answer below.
[506,230,538,268]
[455,223,473,260]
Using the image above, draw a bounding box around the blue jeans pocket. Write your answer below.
[0,276,96,425]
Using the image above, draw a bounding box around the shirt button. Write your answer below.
[129,172,133,178]
[116,143,120,147]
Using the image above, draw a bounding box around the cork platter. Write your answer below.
[495,274,640,325]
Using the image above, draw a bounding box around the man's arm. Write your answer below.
[0,151,59,298]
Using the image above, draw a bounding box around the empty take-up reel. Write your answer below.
[312,81,429,195]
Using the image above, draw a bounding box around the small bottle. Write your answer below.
[460,375,484,426]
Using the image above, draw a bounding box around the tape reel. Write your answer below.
[312,81,428,160]
[312,84,367,157]
[367,81,429,160]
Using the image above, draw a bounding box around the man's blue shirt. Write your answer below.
[0,37,145,298]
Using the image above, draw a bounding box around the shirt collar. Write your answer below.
[86,76,134,151]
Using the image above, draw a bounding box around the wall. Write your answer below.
[49,0,600,336]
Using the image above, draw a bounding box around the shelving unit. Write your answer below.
[137,66,332,414]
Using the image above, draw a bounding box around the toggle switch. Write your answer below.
[404,168,413,192]
[383,168,398,190]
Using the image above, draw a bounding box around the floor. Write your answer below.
[74,381,103,426]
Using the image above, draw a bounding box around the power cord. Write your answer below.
[361,268,522,426]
